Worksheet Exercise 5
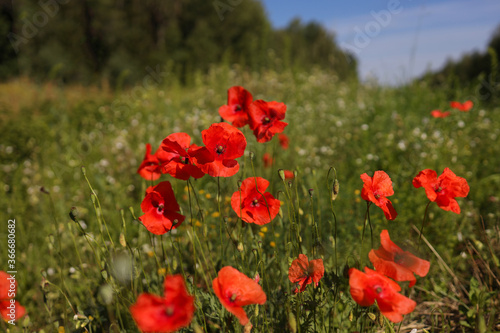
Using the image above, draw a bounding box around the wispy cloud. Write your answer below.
[329,0,500,84]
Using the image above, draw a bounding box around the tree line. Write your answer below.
[0,0,357,86]
[421,23,500,101]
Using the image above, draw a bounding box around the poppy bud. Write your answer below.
[237,242,244,252]
[343,263,350,279]
[331,179,340,201]
[308,188,314,198]
[288,312,297,333]
[288,181,293,188]
[69,207,79,222]
[119,233,126,247]
[293,170,298,178]
[249,151,255,160]
[278,169,285,181]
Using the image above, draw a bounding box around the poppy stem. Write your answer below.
[327,167,339,275]
[417,201,432,249]
[367,202,374,249]
[217,176,224,259]
[361,202,372,248]
[186,180,197,283]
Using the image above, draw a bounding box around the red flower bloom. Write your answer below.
[349,267,416,323]
[191,122,247,177]
[130,274,194,333]
[139,181,185,235]
[288,254,324,293]
[369,230,430,287]
[412,167,470,214]
[262,152,274,168]
[0,271,26,322]
[219,86,253,127]
[430,110,451,118]
[360,171,397,220]
[137,143,162,181]
[450,100,473,112]
[284,170,294,179]
[212,266,266,326]
[278,133,290,149]
[231,177,280,225]
[159,133,205,180]
[249,100,288,143]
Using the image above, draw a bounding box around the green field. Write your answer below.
[1,67,499,332]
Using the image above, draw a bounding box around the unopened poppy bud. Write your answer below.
[308,188,314,197]
[119,233,126,247]
[69,207,79,222]
[331,179,340,201]
[367,312,376,321]
[278,207,283,219]
[278,169,285,181]
[81,166,86,176]
[343,263,350,279]
[288,181,293,188]
[293,170,298,178]
[288,312,297,333]
[237,242,244,252]
[249,151,255,160]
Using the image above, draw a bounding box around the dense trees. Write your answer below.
[0,0,357,86]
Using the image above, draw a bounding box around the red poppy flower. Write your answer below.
[137,143,162,181]
[288,254,324,293]
[159,133,205,180]
[284,170,294,179]
[248,100,288,143]
[262,152,274,168]
[219,86,253,127]
[212,266,266,326]
[360,171,397,220]
[0,271,26,322]
[450,100,473,112]
[430,110,451,118]
[231,177,280,225]
[349,267,416,323]
[191,122,247,177]
[412,168,470,214]
[130,274,194,333]
[278,133,290,149]
[139,181,185,235]
[369,230,430,287]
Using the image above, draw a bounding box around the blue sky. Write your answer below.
[260,0,500,85]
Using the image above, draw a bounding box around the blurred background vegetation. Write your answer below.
[0,0,357,86]
[1,0,499,90]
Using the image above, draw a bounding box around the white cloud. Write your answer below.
[329,0,500,84]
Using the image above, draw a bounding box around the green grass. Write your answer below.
[1,66,499,332]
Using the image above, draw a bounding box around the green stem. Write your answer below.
[417,201,432,250]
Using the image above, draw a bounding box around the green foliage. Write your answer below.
[1,68,500,331]
[0,0,356,85]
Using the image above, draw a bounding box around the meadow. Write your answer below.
[1,66,499,332]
